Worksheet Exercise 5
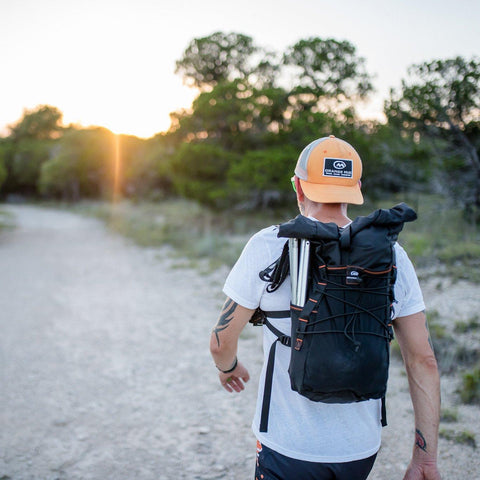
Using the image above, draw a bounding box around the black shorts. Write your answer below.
[255,441,377,480]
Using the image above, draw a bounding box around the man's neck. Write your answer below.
[301,202,351,227]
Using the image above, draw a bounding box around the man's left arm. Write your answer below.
[393,311,442,480]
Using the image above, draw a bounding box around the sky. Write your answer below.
[1,0,479,139]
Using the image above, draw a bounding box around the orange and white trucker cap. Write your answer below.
[294,135,364,205]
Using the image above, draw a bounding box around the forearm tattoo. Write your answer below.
[213,299,238,347]
[415,428,428,452]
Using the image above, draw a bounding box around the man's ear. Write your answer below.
[295,176,305,202]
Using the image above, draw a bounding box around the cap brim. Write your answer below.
[300,180,364,205]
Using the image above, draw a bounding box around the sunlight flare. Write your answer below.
[112,133,122,204]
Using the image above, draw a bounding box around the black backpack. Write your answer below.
[253,203,417,432]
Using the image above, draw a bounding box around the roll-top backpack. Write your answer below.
[253,203,417,432]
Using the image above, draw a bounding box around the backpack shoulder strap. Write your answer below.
[259,315,291,433]
[278,214,339,241]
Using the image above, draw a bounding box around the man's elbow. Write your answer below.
[209,332,233,357]
[405,350,439,374]
[420,353,439,373]
[209,333,221,356]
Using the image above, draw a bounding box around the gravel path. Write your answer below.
[0,204,478,480]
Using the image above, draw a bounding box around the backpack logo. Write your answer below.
[323,158,353,178]
[346,267,363,285]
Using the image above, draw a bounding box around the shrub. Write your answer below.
[438,242,480,265]
[440,407,458,423]
[227,146,297,207]
[454,316,480,333]
[459,365,480,404]
[439,428,476,448]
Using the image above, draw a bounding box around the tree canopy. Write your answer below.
[9,105,64,141]
[283,37,373,100]
[386,56,480,210]
[174,31,277,91]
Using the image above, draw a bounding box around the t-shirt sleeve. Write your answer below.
[392,243,425,319]
[222,230,273,310]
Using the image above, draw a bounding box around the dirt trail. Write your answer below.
[0,205,478,480]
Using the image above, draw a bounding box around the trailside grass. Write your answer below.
[0,208,14,232]
[69,199,296,270]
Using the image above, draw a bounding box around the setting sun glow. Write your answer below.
[1,1,198,138]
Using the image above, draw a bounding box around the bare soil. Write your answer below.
[0,204,478,479]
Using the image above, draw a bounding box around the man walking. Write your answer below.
[210,136,441,479]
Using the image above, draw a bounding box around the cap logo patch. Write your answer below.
[323,158,353,178]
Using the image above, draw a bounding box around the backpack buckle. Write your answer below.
[249,308,266,326]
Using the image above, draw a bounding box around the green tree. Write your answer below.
[175,31,278,91]
[39,152,81,200]
[358,123,434,198]
[0,139,14,194]
[39,127,116,200]
[280,37,374,151]
[283,38,373,104]
[228,146,297,207]
[170,142,239,208]
[0,154,7,191]
[170,80,289,152]
[386,57,480,213]
[1,105,65,195]
[282,110,351,153]
[11,139,54,192]
[9,105,63,141]
[122,135,173,199]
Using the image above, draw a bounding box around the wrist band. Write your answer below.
[217,357,238,374]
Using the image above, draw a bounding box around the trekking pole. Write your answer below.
[297,239,310,306]
[289,238,298,305]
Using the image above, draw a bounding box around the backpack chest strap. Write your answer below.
[263,310,290,319]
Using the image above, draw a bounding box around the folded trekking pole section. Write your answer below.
[298,239,310,306]
[289,238,310,307]
[288,238,298,303]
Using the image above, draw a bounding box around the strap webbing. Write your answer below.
[381,397,387,426]
[263,310,290,319]
[259,318,291,432]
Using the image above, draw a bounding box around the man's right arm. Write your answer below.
[393,311,442,480]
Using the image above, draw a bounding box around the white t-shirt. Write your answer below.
[223,223,425,463]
